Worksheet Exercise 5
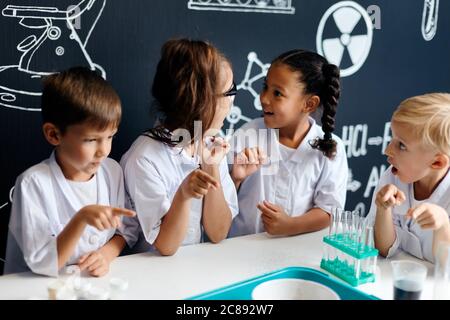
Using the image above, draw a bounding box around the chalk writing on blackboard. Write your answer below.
[341,122,391,159]
[0,0,107,112]
[187,0,295,14]
[347,168,362,193]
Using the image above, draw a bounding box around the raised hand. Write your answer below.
[180,168,219,199]
[201,136,230,167]
[406,203,450,230]
[231,147,267,184]
[375,184,406,210]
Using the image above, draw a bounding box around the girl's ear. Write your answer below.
[431,153,449,170]
[42,123,62,146]
[304,95,320,113]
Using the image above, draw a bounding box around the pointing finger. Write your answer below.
[112,207,136,217]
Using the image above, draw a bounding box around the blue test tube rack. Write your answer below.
[320,233,379,287]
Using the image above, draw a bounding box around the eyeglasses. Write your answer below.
[223,81,237,97]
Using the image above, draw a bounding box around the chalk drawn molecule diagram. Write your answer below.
[223,52,270,136]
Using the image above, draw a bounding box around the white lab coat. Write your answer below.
[4,152,126,277]
[367,166,450,262]
[120,134,239,252]
[228,117,348,237]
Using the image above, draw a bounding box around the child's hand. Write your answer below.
[201,136,230,167]
[78,205,136,231]
[180,169,219,199]
[78,251,110,277]
[257,200,291,236]
[231,147,267,183]
[375,184,406,210]
[406,203,450,231]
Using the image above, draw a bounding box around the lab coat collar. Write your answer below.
[272,117,318,164]
[427,168,450,210]
[166,143,203,168]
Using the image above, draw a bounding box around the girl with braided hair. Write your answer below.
[229,49,348,237]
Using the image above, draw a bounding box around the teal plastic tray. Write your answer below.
[188,266,380,300]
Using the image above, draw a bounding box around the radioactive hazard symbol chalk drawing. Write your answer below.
[316,1,373,77]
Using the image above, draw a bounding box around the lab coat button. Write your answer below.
[89,235,99,245]
[188,228,195,234]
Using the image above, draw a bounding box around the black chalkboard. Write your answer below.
[0,0,449,274]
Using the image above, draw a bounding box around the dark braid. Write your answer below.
[272,50,341,159]
[313,63,340,159]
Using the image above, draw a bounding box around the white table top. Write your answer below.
[0,229,436,300]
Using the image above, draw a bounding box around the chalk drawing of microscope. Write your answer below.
[0,0,106,111]
[422,0,439,41]
[0,186,14,211]
[188,0,295,14]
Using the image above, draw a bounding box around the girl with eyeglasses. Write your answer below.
[120,39,238,255]
[229,49,348,237]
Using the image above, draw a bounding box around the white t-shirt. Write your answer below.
[120,134,239,252]
[67,177,98,205]
[228,117,348,237]
[367,166,450,262]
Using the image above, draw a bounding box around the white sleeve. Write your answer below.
[313,143,348,215]
[8,176,59,277]
[111,162,139,249]
[385,216,402,258]
[123,156,170,245]
[219,158,239,219]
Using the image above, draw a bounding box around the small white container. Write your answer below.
[87,286,110,300]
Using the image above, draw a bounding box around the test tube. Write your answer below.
[358,217,367,251]
[323,209,331,263]
[333,208,343,240]
[362,226,377,276]
[355,258,362,279]
[351,210,360,245]
[329,208,335,237]
[322,242,330,265]
[365,225,374,248]
[343,210,353,242]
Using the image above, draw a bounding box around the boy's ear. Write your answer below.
[304,95,320,113]
[42,123,61,146]
[431,153,449,170]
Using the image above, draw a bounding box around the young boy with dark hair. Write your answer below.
[5,67,135,277]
